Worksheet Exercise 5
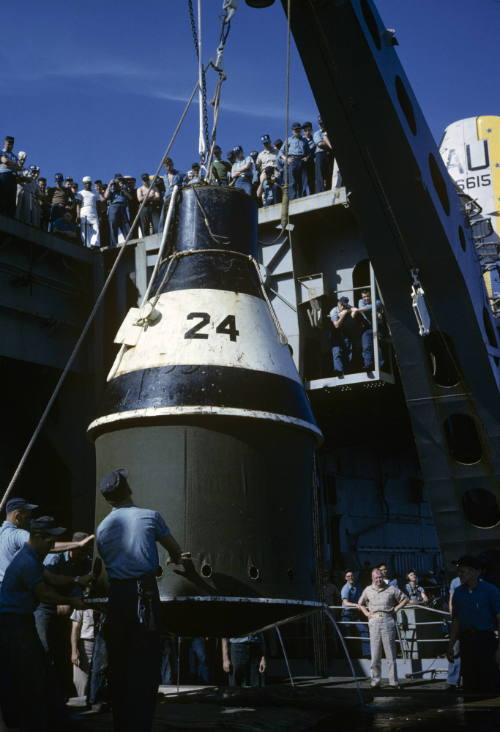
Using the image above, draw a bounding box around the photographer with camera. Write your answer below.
[257,166,282,208]
[104,173,131,246]
[329,295,356,377]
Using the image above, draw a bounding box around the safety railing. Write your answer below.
[328,603,451,661]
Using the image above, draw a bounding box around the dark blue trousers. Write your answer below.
[287,158,304,200]
[0,613,66,731]
[107,203,129,246]
[234,177,252,196]
[88,624,110,705]
[315,150,332,193]
[104,577,161,732]
[460,631,500,692]
[332,336,352,373]
[229,642,264,688]
[0,172,18,216]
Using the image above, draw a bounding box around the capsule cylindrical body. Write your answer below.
[89,186,322,636]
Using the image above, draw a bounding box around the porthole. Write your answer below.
[463,489,500,529]
[458,225,466,252]
[483,307,498,349]
[248,565,260,580]
[428,153,450,216]
[443,414,482,465]
[395,76,416,136]
[361,0,381,50]
[156,566,164,579]
[423,331,460,388]
[201,563,213,578]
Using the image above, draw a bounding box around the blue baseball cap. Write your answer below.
[99,469,130,498]
[232,145,243,153]
[55,173,64,181]
[6,497,38,513]
[291,122,302,130]
[30,516,66,536]
[261,134,271,143]
[339,296,350,306]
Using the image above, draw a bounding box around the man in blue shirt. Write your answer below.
[96,468,186,732]
[447,555,500,692]
[230,146,254,196]
[282,123,309,200]
[329,296,356,377]
[104,174,132,246]
[378,562,398,588]
[222,634,266,687]
[341,570,370,657]
[0,496,94,586]
[447,569,462,689]
[0,516,88,731]
[35,532,93,700]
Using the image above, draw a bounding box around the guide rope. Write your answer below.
[0,83,199,511]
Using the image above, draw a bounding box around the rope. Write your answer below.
[148,247,289,347]
[280,0,292,229]
[0,82,199,511]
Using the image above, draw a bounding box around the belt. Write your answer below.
[372,611,394,617]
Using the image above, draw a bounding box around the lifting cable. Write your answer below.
[0,82,200,511]
[258,0,291,251]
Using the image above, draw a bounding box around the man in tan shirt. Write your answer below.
[358,568,408,688]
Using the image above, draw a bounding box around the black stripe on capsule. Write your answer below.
[96,365,316,427]
[154,251,263,298]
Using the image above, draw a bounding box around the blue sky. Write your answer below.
[2,0,499,183]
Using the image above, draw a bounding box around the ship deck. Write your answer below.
[68,677,500,730]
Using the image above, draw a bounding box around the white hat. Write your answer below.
[18,151,27,160]
[82,175,92,183]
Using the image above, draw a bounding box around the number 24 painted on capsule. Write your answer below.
[184,312,239,342]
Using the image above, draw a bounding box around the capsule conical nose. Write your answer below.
[89,186,323,636]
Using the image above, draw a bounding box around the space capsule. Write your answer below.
[88,185,323,636]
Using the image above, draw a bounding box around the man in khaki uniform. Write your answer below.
[358,568,408,688]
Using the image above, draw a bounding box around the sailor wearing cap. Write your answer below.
[313,117,332,193]
[447,555,500,692]
[0,516,88,731]
[0,497,94,587]
[0,498,38,585]
[256,134,278,182]
[282,123,309,200]
[96,469,186,732]
[230,146,254,196]
[77,176,100,247]
[329,296,356,377]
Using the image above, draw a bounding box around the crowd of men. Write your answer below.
[333,557,500,692]
[0,476,267,732]
[0,120,333,249]
[1,483,498,731]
